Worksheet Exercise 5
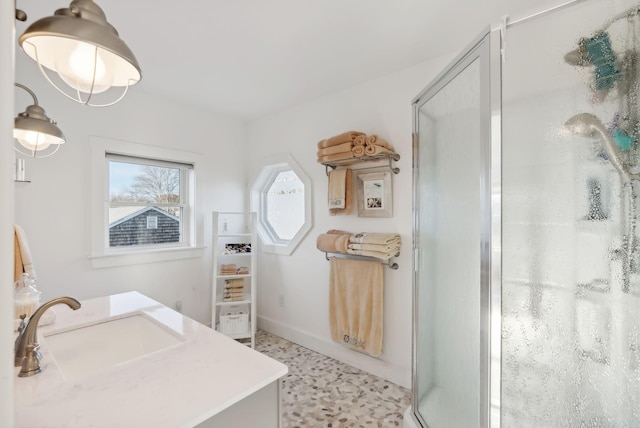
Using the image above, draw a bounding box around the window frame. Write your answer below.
[250,153,312,255]
[90,136,204,268]
[106,153,190,249]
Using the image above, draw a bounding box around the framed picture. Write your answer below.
[355,169,392,217]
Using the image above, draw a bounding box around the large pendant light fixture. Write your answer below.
[18,0,142,107]
[14,83,66,158]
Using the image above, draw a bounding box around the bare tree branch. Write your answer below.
[111,165,180,204]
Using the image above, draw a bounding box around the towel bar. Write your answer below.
[323,153,400,176]
[324,252,399,270]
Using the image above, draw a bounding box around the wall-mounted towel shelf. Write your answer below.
[324,251,399,270]
[323,153,400,176]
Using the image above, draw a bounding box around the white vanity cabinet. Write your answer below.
[14,292,287,428]
[211,211,257,347]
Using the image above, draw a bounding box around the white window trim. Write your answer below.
[90,136,204,268]
[250,153,312,255]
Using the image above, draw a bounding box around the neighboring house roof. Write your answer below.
[109,206,145,225]
[109,206,179,228]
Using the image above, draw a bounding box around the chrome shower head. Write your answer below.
[565,113,631,181]
[565,113,601,137]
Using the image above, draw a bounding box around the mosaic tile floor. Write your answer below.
[255,330,411,428]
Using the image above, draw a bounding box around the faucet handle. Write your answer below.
[18,343,42,377]
[14,315,28,366]
[17,314,26,331]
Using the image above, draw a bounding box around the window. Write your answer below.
[107,154,188,248]
[250,154,312,255]
[90,136,203,268]
[265,170,305,240]
[146,216,158,230]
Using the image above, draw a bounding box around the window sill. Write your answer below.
[90,246,205,269]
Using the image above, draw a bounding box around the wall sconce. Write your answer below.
[14,83,66,158]
[17,0,142,107]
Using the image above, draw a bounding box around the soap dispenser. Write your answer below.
[14,273,41,324]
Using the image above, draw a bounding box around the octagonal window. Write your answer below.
[266,170,305,240]
[251,154,312,255]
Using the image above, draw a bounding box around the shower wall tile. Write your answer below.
[575,231,614,288]
[503,165,574,224]
[503,88,584,169]
[502,222,575,287]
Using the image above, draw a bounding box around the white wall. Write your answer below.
[248,54,454,387]
[0,0,15,424]
[13,55,248,325]
[10,45,455,398]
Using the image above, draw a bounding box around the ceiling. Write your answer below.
[16,0,563,120]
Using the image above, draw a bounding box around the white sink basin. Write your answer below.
[44,313,184,381]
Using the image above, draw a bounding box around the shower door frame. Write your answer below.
[411,27,502,428]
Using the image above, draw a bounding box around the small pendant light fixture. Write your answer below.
[18,0,142,107]
[14,83,66,158]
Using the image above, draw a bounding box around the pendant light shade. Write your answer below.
[18,0,141,106]
[14,83,66,158]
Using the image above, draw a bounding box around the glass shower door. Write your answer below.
[502,0,640,426]
[412,31,498,428]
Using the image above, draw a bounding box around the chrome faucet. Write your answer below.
[15,296,81,377]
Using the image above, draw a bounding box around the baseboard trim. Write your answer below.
[257,315,410,388]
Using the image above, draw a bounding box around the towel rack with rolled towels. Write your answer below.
[324,252,399,270]
[316,131,400,175]
[317,230,401,269]
[323,153,400,176]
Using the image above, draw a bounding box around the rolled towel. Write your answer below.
[353,135,366,146]
[365,135,395,151]
[317,142,354,157]
[316,233,350,253]
[223,296,246,302]
[318,151,356,163]
[364,145,394,156]
[317,131,365,149]
[327,229,352,235]
[352,145,366,157]
[349,232,401,246]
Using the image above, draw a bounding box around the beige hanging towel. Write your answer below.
[14,224,36,282]
[328,168,347,209]
[329,257,384,357]
[329,169,352,216]
[14,231,24,283]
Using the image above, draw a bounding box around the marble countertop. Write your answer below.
[14,292,288,428]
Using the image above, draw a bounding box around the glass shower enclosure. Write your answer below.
[411,0,640,426]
